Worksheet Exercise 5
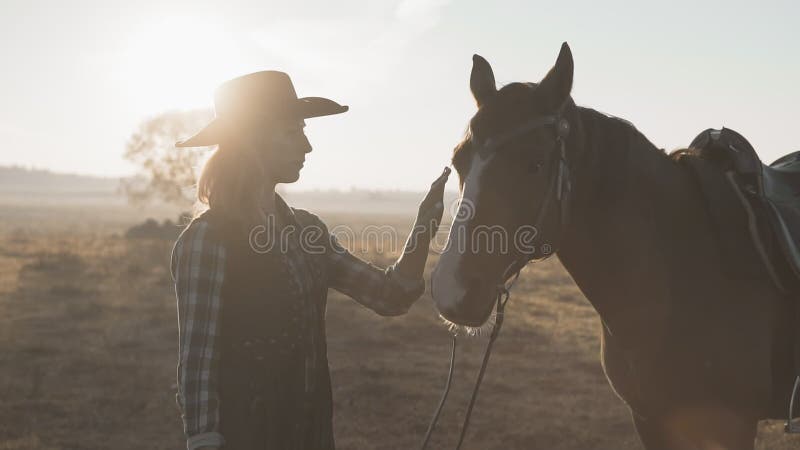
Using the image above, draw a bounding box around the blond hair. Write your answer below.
[195,141,268,231]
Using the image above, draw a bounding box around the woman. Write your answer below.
[171,71,449,450]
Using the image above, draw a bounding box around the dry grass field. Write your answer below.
[0,202,797,449]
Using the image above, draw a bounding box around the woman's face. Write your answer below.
[246,118,312,184]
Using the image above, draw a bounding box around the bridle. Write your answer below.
[421,112,573,450]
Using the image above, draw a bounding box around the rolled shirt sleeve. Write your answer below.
[171,220,226,450]
[327,232,425,315]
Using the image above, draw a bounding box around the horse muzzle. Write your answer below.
[431,265,497,327]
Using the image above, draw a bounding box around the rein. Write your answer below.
[421,112,571,450]
[421,263,522,450]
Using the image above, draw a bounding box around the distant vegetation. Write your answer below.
[0,163,458,218]
[124,214,191,240]
[121,109,213,208]
[0,166,120,194]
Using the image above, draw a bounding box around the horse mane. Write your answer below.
[577,106,691,173]
[669,147,699,162]
[669,146,731,166]
[451,87,695,195]
[451,130,473,188]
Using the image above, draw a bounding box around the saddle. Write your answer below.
[688,127,800,293]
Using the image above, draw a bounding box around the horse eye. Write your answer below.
[528,160,544,174]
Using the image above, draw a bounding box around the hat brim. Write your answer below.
[174,117,226,148]
[174,97,348,148]
[295,96,349,119]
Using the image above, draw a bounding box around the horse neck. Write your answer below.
[557,107,709,325]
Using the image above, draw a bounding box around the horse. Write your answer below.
[430,42,796,449]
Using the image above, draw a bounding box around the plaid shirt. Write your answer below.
[170,206,425,450]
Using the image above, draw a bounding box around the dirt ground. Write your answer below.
[0,209,797,449]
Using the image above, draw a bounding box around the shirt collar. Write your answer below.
[274,192,298,226]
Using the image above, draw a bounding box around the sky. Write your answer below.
[1,0,799,190]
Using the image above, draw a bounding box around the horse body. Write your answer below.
[431,43,795,449]
[559,107,789,447]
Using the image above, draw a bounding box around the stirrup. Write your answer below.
[785,376,800,433]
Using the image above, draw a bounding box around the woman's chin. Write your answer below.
[277,171,301,184]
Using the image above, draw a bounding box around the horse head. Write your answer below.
[431,43,583,327]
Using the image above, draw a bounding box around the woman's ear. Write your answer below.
[470,54,497,107]
[537,42,574,111]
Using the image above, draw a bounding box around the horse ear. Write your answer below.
[470,54,497,107]
[538,42,574,111]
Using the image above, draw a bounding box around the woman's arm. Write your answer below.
[171,220,226,450]
[325,233,427,316]
[314,168,450,316]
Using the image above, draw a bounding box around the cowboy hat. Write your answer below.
[175,70,348,147]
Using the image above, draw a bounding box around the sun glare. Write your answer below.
[117,16,252,115]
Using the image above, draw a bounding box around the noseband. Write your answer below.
[421,112,572,450]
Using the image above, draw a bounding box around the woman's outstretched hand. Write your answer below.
[416,166,451,234]
[394,167,451,281]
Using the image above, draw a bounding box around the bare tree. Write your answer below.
[121,109,213,207]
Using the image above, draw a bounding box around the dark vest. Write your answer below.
[200,200,334,450]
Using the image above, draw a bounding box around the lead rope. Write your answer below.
[421,266,523,450]
[454,270,518,450]
[420,334,457,449]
